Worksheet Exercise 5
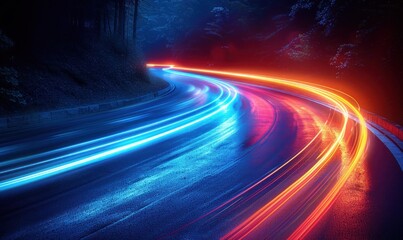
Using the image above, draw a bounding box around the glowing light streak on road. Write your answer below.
[0,72,238,191]
[147,65,368,239]
[288,96,368,240]
[0,75,226,172]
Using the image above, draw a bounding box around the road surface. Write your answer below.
[0,66,402,239]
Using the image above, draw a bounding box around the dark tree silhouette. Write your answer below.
[0,0,142,58]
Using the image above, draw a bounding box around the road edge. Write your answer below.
[0,81,174,129]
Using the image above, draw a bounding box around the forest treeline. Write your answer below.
[0,0,140,58]
[0,0,164,115]
[0,0,402,122]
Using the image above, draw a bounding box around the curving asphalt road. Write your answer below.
[0,66,401,239]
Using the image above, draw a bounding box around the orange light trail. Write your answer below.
[146,63,175,68]
[147,65,368,239]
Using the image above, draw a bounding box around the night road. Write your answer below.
[0,66,402,239]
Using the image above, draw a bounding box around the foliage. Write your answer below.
[0,30,14,51]
[0,67,26,106]
[0,30,26,107]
